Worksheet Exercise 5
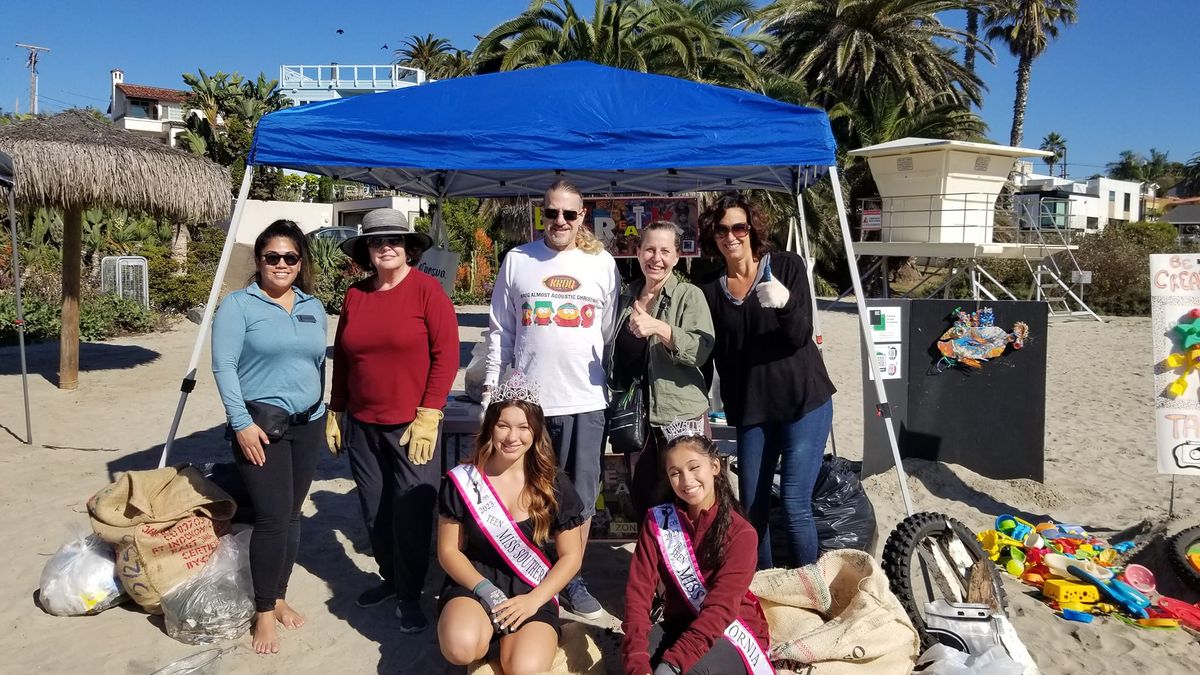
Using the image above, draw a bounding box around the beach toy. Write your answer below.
[1121,564,1156,595]
[1025,547,1048,566]
[1021,570,1046,586]
[1112,541,1136,554]
[1059,524,1088,537]
[1137,617,1180,628]
[1023,532,1045,549]
[1095,548,1119,566]
[1067,564,1148,619]
[1002,547,1027,577]
[995,514,1034,541]
[1060,608,1093,623]
[1045,554,1112,582]
[977,530,1023,560]
[1057,601,1093,613]
[1044,578,1100,604]
[1035,522,1055,533]
[1095,603,1116,614]
[1158,597,1200,631]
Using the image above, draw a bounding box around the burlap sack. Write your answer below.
[751,549,920,675]
[88,465,236,614]
[469,622,605,675]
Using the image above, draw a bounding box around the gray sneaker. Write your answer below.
[560,577,603,619]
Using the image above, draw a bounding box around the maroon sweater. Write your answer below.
[622,504,769,675]
[330,271,459,424]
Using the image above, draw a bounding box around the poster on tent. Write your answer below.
[531,196,700,258]
[1151,253,1200,476]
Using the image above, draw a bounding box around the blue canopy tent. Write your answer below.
[162,62,913,514]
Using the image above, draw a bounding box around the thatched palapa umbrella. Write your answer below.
[0,110,230,389]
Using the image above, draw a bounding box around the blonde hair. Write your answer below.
[546,179,605,255]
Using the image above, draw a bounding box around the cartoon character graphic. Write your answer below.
[533,301,554,326]
[554,303,582,327]
[580,304,596,328]
[521,302,533,326]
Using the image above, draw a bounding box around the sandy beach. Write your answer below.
[0,306,1197,674]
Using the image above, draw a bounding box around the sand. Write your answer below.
[0,307,1197,674]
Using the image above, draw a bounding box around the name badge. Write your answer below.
[297,314,317,323]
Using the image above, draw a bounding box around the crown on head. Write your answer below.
[492,370,542,407]
[662,419,708,444]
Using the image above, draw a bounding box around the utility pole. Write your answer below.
[15,43,50,115]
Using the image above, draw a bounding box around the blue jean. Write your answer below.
[735,399,833,569]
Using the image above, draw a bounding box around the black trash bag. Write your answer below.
[201,462,255,524]
[812,455,877,553]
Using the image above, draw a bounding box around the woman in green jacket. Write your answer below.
[606,220,715,516]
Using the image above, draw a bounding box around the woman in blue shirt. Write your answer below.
[212,219,328,654]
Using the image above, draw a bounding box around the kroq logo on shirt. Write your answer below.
[542,275,581,292]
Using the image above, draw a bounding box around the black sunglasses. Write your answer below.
[261,252,301,266]
[714,222,751,238]
[543,208,581,222]
[367,235,406,248]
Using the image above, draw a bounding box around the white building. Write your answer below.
[279,63,427,107]
[107,69,190,147]
[1014,171,1143,232]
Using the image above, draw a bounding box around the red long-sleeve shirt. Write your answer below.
[329,271,459,424]
[621,504,769,675]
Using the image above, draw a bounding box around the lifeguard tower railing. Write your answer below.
[853,193,1098,319]
[280,64,426,92]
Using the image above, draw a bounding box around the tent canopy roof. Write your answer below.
[250,61,836,197]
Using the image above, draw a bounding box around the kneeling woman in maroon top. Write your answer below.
[437,376,586,675]
[622,428,772,675]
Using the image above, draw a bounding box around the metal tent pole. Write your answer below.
[159,167,255,468]
[828,166,915,516]
[6,188,32,444]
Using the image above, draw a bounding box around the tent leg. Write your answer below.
[7,189,31,444]
[828,166,915,517]
[159,166,255,468]
[792,173,837,457]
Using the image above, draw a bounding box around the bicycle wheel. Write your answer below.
[881,512,1008,648]
[1168,525,1200,593]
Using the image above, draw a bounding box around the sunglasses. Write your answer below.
[367,235,406,248]
[261,252,301,266]
[543,208,581,222]
[714,222,751,238]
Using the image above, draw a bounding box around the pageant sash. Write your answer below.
[448,464,558,606]
[650,503,775,675]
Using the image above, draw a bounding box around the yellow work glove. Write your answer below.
[400,407,443,465]
[325,412,343,456]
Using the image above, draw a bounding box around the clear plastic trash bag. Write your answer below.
[161,529,254,644]
[38,531,127,616]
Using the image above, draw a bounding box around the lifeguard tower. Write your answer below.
[848,138,1099,320]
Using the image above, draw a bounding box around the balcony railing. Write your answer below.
[280,64,426,91]
[854,193,1079,247]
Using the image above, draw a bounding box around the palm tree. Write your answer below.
[964,3,983,75]
[395,34,455,77]
[1182,153,1200,197]
[983,0,1077,147]
[474,0,763,88]
[181,69,230,130]
[760,0,992,111]
[1039,131,1065,176]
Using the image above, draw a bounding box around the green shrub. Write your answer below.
[1075,221,1199,316]
[0,287,152,345]
[308,238,365,314]
[143,224,226,313]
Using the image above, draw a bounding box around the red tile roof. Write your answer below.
[116,83,189,103]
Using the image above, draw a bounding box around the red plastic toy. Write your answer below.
[1158,596,1200,631]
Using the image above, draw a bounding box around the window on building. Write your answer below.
[1086,217,1099,229]
[1108,191,1116,203]
[1123,193,1131,212]
[127,98,154,119]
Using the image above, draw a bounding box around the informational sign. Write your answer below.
[861,209,883,231]
[532,196,700,258]
[1150,253,1200,476]
[867,306,903,381]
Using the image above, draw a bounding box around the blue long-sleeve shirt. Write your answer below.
[211,283,328,431]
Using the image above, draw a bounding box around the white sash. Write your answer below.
[650,503,775,675]
[448,464,558,606]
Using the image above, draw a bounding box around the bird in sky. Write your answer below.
[336,29,344,35]
[381,44,388,50]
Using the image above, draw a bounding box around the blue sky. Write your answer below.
[2,0,1196,177]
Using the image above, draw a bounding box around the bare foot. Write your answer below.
[275,599,305,629]
[252,611,280,654]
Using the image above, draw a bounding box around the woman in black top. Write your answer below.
[698,192,836,569]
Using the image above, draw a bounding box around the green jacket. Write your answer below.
[606,274,715,425]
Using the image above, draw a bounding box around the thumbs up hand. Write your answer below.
[628,298,662,340]
[755,264,790,309]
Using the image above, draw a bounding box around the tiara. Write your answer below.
[492,371,541,406]
[662,419,707,444]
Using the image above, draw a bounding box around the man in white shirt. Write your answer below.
[484,179,620,618]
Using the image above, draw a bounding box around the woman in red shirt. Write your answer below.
[325,208,460,632]
[622,427,771,675]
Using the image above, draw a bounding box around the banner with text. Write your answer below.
[532,196,700,258]
[1151,253,1200,475]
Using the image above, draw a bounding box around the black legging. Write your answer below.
[233,413,323,612]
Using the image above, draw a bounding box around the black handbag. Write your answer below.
[244,400,320,440]
[607,293,671,454]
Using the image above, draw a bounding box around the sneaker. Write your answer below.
[396,600,429,633]
[355,581,396,608]
[560,577,604,619]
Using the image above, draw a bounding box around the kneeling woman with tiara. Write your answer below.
[622,421,773,675]
[436,372,587,675]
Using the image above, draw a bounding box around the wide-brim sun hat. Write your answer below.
[339,208,434,258]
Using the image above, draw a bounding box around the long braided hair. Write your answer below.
[664,435,742,570]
